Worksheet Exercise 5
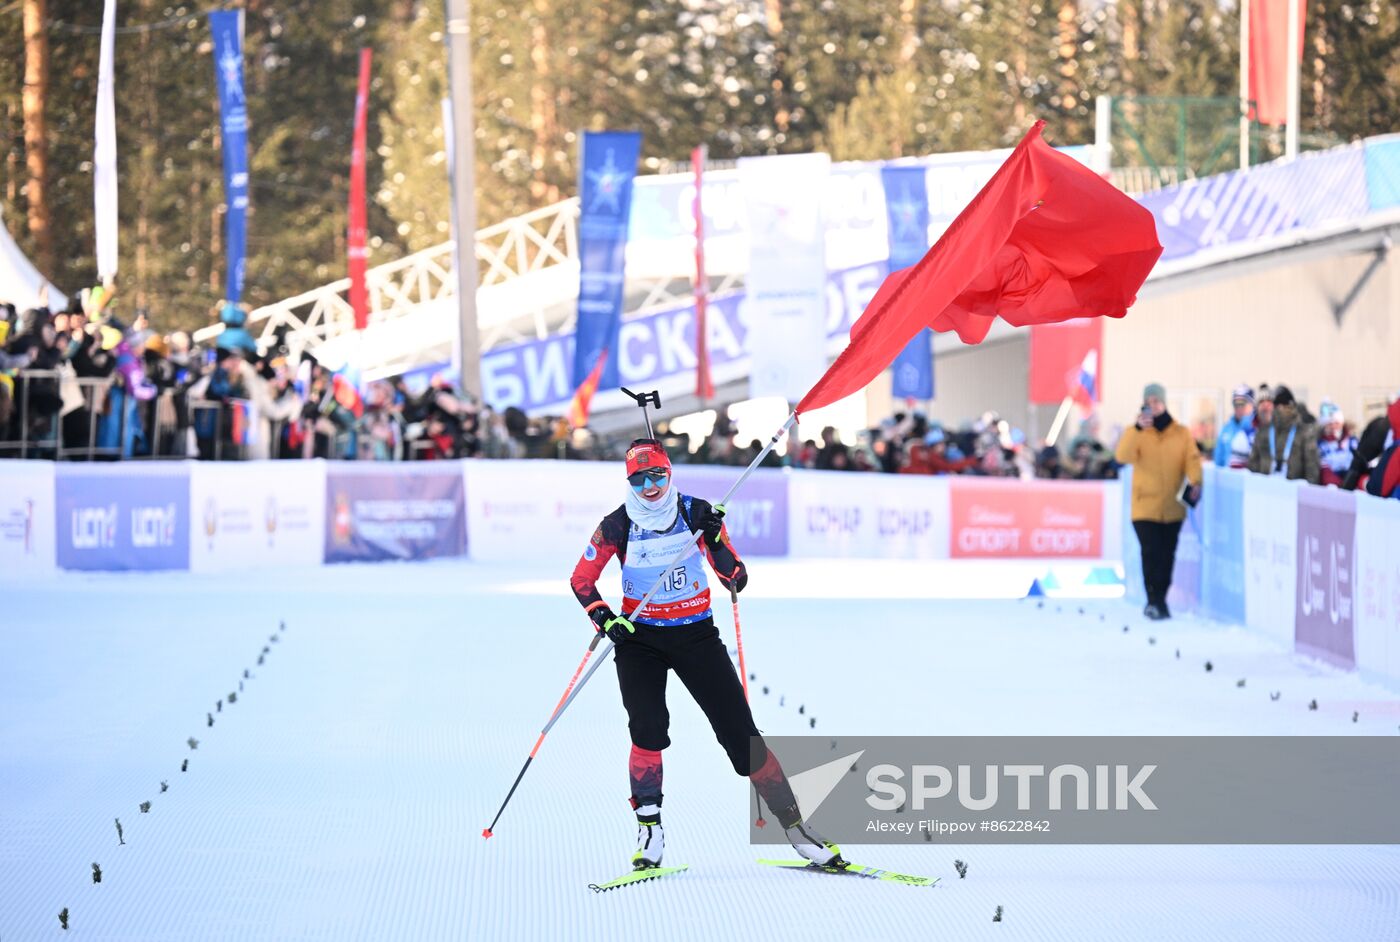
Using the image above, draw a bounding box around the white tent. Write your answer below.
[0,209,66,311]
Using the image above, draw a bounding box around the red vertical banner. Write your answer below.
[348,48,372,331]
[692,145,714,401]
[1249,0,1305,126]
[1028,319,1102,405]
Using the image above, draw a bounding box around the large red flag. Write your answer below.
[1249,0,1306,126]
[797,121,1160,415]
[348,48,372,330]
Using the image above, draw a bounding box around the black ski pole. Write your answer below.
[732,583,767,828]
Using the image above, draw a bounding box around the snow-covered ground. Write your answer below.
[3,559,1399,941]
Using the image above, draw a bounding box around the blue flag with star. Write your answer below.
[209,10,250,304]
[881,165,934,400]
[572,130,643,390]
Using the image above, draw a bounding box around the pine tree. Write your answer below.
[21,0,55,280]
[2,0,1397,335]
[1304,0,1400,144]
[376,1,451,257]
[1105,0,1239,177]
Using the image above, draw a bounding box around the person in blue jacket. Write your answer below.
[1213,384,1256,469]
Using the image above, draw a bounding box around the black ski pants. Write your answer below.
[1133,519,1183,608]
[614,618,765,777]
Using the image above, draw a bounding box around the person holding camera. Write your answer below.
[1115,382,1203,620]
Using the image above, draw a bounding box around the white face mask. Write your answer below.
[624,479,678,531]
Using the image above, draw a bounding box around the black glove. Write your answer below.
[717,561,748,595]
[588,605,636,644]
[694,504,727,545]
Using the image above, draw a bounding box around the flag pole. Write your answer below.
[1239,0,1251,170]
[1046,395,1074,447]
[692,144,713,405]
[1284,0,1301,160]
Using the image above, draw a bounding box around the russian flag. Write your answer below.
[331,371,364,419]
[1069,349,1098,410]
[229,399,257,446]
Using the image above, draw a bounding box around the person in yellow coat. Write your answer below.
[1115,382,1204,620]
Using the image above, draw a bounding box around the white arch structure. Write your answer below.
[191,189,744,383]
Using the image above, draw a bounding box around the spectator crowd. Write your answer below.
[1202,381,1398,499]
[1114,377,1399,620]
[0,299,562,462]
[3,299,1397,501]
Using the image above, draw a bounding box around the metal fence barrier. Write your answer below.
[0,369,198,461]
[2,370,117,461]
[4,370,594,463]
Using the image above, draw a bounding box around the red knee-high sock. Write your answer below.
[629,745,663,819]
[749,748,800,827]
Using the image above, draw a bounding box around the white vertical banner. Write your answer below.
[0,461,56,575]
[94,0,119,282]
[1243,475,1301,649]
[739,153,830,402]
[1354,495,1400,684]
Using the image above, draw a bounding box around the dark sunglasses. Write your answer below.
[628,470,670,490]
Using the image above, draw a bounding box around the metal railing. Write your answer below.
[1110,165,1189,195]
[0,369,199,461]
[1,370,119,461]
[187,191,746,385]
[189,399,246,462]
[191,197,584,361]
[188,398,308,461]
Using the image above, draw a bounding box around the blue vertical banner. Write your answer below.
[209,10,250,303]
[1200,465,1247,623]
[572,130,642,390]
[880,165,934,400]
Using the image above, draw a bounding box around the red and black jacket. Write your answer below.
[570,496,747,621]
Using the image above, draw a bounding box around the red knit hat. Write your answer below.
[625,439,671,477]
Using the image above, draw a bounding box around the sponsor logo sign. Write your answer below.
[55,466,190,571]
[680,467,788,556]
[788,472,949,559]
[324,466,465,563]
[190,462,324,571]
[1243,476,1300,649]
[466,461,619,562]
[1295,485,1357,667]
[949,480,1103,559]
[1354,495,1400,680]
